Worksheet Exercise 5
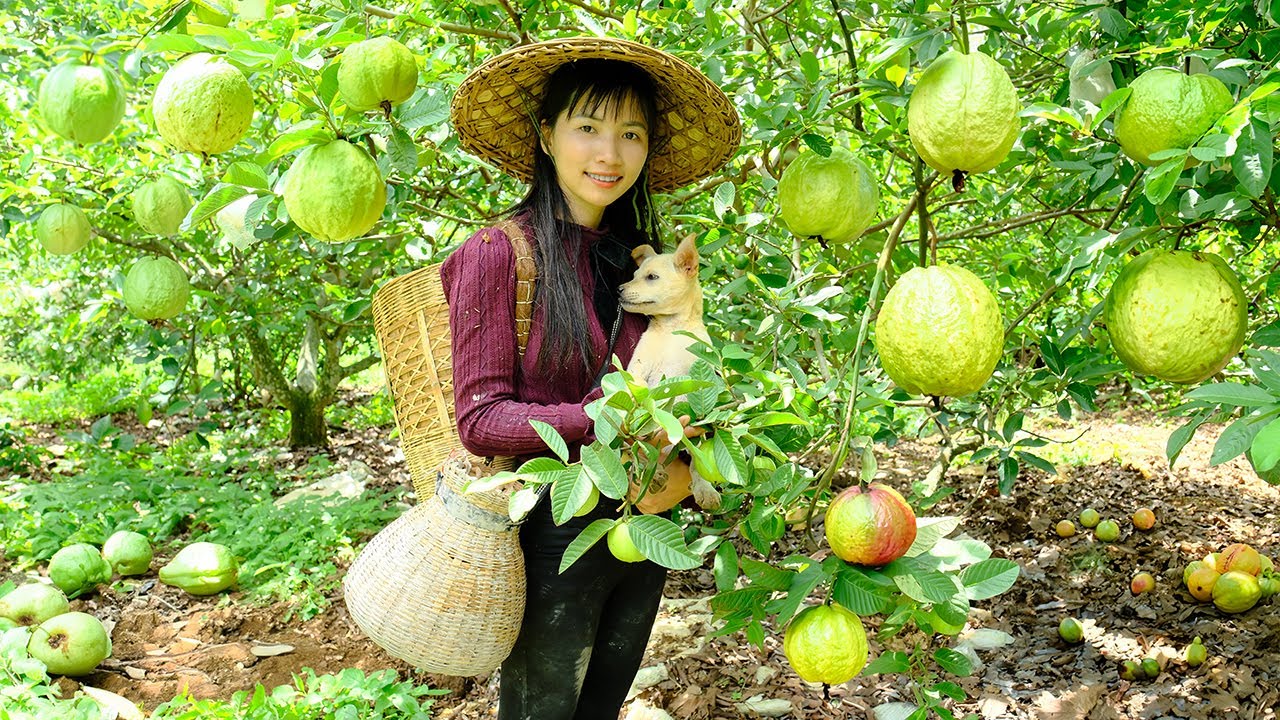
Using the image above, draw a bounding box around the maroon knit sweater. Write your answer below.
[440,218,646,459]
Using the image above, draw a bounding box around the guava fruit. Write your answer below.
[215,194,258,248]
[1183,560,1207,586]
[1140,658,1160,679]
[1113,68,1234,166]
[48,544,112,599]
[776,146,880,244]
[1258,573,1279,599]
[1119,659,1143,680]
[1058,616,1084,643]
[1068,50,1117,109]
[906,49,1020,177]
[606,523,646,563]
[0,584,70,626]
[783,603,868,684]
[152,53,254,154]
[1218,543,1262,575]
[1211,570,1261,613]
[159,542,238,595]
[1131,508,1156,530]
[1185,637,1206,666]
[337,37,418,111]
[572,484,600,518]
[132,176,192,236]
[825,483,917,566]
[1079,508,1100,528]
[282,139,386,242]
[1055,520,1076,537]
[102,531,153,576]
[1105,249,1246,384]
[123,256,191,321]
[874,264,1003,397]
[1094,519,1120,542]
[1130,572,1155,594]
[27,611,111,676]
[37,59,126,145]
[35,203,91,255]
[191,0,232,26]
[1186,564,1220,602]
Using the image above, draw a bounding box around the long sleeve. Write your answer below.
[440,227,593,457]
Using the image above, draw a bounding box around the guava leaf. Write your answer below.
[1249,418,1280,473]
[1233,117,1274,198]
[959,558,1020,600]
[557,519,614,574]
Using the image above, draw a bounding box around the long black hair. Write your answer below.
[512,59,663,377]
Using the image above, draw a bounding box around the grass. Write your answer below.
[0,368,144,424]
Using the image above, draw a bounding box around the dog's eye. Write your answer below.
[646,273,659,280]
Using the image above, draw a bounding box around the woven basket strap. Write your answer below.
[481,219,536,359]
[435,471,518,532]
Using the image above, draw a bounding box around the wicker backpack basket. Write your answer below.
[343,221,536,676]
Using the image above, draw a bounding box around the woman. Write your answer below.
[443,38,739,719]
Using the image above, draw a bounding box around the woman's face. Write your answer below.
[540,94,650,229]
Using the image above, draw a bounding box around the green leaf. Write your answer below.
[713,541,739,593]
[1001,412,1024,441]
[801,133,831,157]
[862,650,910,675]
[397,90,451,131]
[628,515,701,570]
[183,184,247,231]
[1233,117,1274,198]
[997,456,1019,494]
[1166,414,1207,466]
[549,467,590,525]
[1143,155,1184,205]
[529,419,569,462]
[262,122,330,163]
[713,181,736,218]
[1016,451,1058,475]
[387,127,418,179]
[832,566,892,615]
[1184,382,1275,407]
[893,568,960,604]
[222,161,270,190]
[1090,87,1132,134]
[741,557,793,591]
[1095,6,1131,38]
[773,563,826,624]
[1210,416,1263,467]
[933,594,970,628]
[710,587,770,616]
[713,432,748,486]
[933,647,974,677]
[905,516,961,557]
[959,558,1020,600]
[799,51,820,83]
[557,519,615,573]
[580,442,628,499]
[1249,418,1280,472]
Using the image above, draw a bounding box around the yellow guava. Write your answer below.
[35,203,91,255]
[37,59,126,145]
[776,146,880,243]
[874,264,1003,397]
[282,139,387,242]
[152,53,255,154]
[782,603,868,684]
[337,37,418,111]
[1113,68,1234,166]
[1104,249,1246,384]
[1211,570,1261,613]
[132,176,192,236]
[906,50,1020,176]
[606,523,646,563]
[123,256,191,321]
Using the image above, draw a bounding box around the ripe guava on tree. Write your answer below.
[782,603,868,684]
[152,53,254,154]
[37,59,126,144]
[338,37,418,111]
[1113,68,1234,166]
[874,264,1003,397]
[907,50,1020,178]
[776,146,879,244]
[123,256,191,321]
[282,139,387,242]
[35,203,91,255]
[1104,249,1246,384]
[132,176,192,236]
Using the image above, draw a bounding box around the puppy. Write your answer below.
[619,234,721,510]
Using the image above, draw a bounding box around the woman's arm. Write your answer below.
[441,227,592,457]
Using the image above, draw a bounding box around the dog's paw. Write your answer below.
[690,474,722,510]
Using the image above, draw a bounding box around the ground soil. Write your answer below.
[12,406,1280,719]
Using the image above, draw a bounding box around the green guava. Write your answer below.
[282,139,387,242]
[37,59,126,145]
[1113,68,1234,166]
[776,146,879,243]
[338,37,418,111]
[48,544,113,599]
[159,542,238,595]
[907,50,1020,175]
[0,584,70,626]
[35,203,91,255]
[102,531,153,576]
[606,523,646,563]
[191,0,233,26]
[874,264,1003,397]
[132,176,192,236]
[1068,50,1117,109]
[215,194,259,249]
[1104,249,1246,384]
[27,611,112,676]
[152,53,254,154]
[123,256,191,321]
[783,604,868,685]
[1247,447,1280,485]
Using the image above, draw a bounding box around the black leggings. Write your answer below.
[498,497,668,720]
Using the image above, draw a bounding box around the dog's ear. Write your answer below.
[674,233,699,277]
[631,245,657,265]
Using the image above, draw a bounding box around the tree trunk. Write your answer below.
[288,391,329,448]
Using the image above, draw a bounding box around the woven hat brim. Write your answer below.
[451,37,741,193]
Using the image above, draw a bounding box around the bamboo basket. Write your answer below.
[343,452,524,675]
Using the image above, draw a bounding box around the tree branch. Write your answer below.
[362,4,521,42]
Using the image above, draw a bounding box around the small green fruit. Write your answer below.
[27,612,112,676]
[35,203,91,255]
[123,256,191,321]
[1094,519,1120,542]
[572,484,600,518]
[1057,617,1084,644]
[1120,659,1143,681]
[1185,637,1206,667]
[48,544,112,599]
[102,531,153,576]
[1140,658,1160,679]
[1078,508,1100,528]
[337,37,418,111]
[606,523,646,563]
